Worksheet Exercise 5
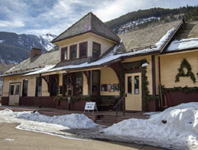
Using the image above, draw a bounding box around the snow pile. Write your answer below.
[18,112,98,129]
[103,102,198,150]
[167,38,198,52]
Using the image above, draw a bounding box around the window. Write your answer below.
[127,76,132,94]
[36,77,42,97]
[92,70,100,95]
[79,42,87,58]
[75,73,83,96]
[61,47,67,61]
[92,42,101,59]
[15,85,19,95]
[70,44,77,60]
[10,85,14,95]
[134,76,139,94]
[22,80,28,97]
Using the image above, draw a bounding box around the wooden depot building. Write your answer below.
[1,12,198,111]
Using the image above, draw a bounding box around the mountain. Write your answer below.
[0,32,56,65]
[106,6,198,34]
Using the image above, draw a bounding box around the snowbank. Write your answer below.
[0,109,98,140]
[103,102,198,150]
[18,112,98,129]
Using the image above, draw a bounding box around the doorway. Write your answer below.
[125,73,142,111]
[9,83,20,105]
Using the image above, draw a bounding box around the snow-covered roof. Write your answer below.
[119,21,182,51]
[2,50,59,76]
[166,38,198,52]
[25,27,175,76]
[165,21,198,53]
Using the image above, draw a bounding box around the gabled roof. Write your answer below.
[165,21,198,53]
[3,50,59,76]
[119,21,182,52]
[52,12,120,43]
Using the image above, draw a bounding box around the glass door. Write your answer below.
[125,73,142,111]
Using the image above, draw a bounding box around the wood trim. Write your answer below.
[109,62,121,82]
[152,55,156,95]
[9,82,21,97]
[91,70,100,96]
[125,69,142,74]
[52,30,119,44]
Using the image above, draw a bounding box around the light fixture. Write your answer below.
[142,62,149,67]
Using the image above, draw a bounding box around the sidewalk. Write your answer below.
[0,105,150,126]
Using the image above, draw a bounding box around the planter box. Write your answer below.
[146,100,158,112]
[1,97,9,105]
[56,101,68,110]
[167,91,198,106]
[71,101,87,111]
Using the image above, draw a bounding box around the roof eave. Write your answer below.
[52,31,120,44]
[160,20,184,54]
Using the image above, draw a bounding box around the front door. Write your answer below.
[9,83,20,105]
[125,73,142,111]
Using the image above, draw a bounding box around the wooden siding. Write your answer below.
[160,50,198,88]
[57,32,115,60]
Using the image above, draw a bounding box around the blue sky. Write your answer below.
[0,0,197,36]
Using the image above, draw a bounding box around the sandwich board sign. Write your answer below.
[84,102,98,113]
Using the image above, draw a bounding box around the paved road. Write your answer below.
[0,123,166,150]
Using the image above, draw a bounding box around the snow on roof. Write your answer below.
[103,102,198,149]
[25,28,175,76]
[166,38,198,52]
[24,65,55,76]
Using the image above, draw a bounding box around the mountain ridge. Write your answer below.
[0,32,56,66]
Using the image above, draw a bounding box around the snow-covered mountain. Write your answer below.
[0,32,56,65]
[39,33,56,51]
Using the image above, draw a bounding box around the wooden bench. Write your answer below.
[98,98,116,111]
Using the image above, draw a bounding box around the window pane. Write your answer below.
[61,47,67,61]
[92,71,100,95]
[134,76,139,94]
[75,73,83,96]
[93,42,101,58]
[15,85,20,95]
[23,80,28,97]
[10,85,14,95]
[127,76,132,94]
[70,45,77,60]
[79,42,87,58]
[36,77,42,97]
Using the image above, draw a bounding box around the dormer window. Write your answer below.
[61,47,67,61]
[93,42,101,59]
[79,42,87,58]
[70,44,77,60]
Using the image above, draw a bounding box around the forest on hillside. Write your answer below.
[106,6,198,33]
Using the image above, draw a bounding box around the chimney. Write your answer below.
[30,48,42,59]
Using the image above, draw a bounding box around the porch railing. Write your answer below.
[113,96,125,117]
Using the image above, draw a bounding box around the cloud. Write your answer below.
[0,20,25,28]
[0,0,197,35]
